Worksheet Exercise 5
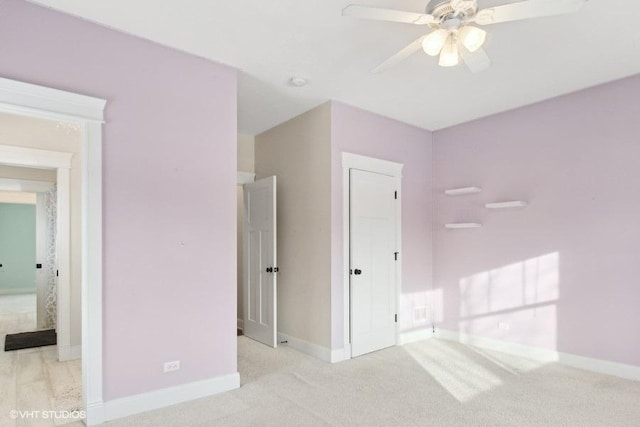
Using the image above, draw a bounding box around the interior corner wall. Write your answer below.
[255,103,332,349]
[330,102,434,350]
[0,0,238,401]
[432,73,640,367]
[0,203,36,294]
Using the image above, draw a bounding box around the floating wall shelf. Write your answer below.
[445,223,482,229]
[485,201,528,209]
[444,187,482,196]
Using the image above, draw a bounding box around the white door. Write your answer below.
[350,169,398,357]
[243,176,277,347]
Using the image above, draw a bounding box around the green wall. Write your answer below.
[0,203,36,294]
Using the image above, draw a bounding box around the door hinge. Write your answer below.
[395,314,398,323]
[394,191,398,200]
[56,270,59,277]
[394,252,399,261]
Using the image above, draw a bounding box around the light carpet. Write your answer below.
[106,336,640,426]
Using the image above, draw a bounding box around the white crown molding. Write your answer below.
[436,329,640,382]
[0,178,55,193]
[87,373,240,425]
[0,145,72,169]
[0,77,106,123]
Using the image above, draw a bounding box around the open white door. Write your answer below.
[243,176,277,348]
[350,169,398,357]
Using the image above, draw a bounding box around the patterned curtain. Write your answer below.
[44,185,57,329]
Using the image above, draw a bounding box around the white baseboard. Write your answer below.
[436,329,640,382]
[399,327,433,345]
[277,332,332,363]
[58,344,81,361]
[237,318,243,331]
[328,328,435,363]
[330,345,350,363]
[86,372,240,425]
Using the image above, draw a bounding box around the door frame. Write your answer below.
[342,152,403,359]
[0,77,106,425]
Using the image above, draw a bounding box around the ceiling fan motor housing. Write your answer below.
[426,0,477,23]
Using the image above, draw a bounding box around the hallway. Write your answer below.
[0,294,82,426]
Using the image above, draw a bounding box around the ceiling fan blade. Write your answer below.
[343,4,435,25]
[474,0,588,25]
[371,35,427,73]
[462,47,491,73]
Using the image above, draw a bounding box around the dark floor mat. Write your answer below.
[4,329,56,351]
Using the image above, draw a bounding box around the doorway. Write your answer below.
[342,153,403,359]
[0,77,105,425]
[0,176,57,333]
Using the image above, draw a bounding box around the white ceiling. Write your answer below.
[30,0,640,135]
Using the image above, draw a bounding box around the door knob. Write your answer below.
[266,267,273,273]
[354,269,362,275]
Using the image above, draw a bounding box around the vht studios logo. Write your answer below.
[9,410,86,420]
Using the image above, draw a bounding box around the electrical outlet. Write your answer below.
[498,322,510,331]
[163,360,180,373]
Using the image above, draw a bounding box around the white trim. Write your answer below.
[58,344,82,361]
[342,152,404,177]
[0,78,106,426]
[277,332,332,363]
[55,167,71,363]
[398,328,434,345]
[87,373,240,425]
[237,171,255,185]
[237,318,244,331]
[0,77,106,123]
[0,178,54,193]
[0,145,72,169]
[330,345,350,363]
[82,120,104,419]
[436,329,640,382]
[341,152,403,360]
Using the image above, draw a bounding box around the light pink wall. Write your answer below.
[433,74,640,367]
[0,0,238,399]
[331,102,433,349]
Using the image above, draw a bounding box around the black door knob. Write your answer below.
[266,267,273,273]
[354,269,362,275]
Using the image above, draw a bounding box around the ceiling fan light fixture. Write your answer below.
[438,35,460,67]
[459,25,487,52]
[422,29,448,56]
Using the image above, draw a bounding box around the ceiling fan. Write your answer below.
[343,0,589,73]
